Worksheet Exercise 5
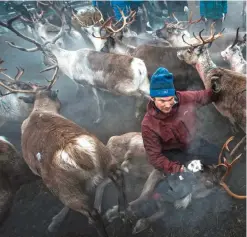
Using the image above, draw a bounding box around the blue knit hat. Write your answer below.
[150,67,175,97]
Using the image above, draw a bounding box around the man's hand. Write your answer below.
[184,6,189,13]
[170,163,184,173]
[202,16,207,22]
[222,13,226,22]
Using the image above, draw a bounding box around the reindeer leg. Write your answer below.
[0,175,14,224]
[108,168,128,222]
[75,83,85,100]
[92,87,104,124]
[94,178,112,214]
[0,120,5,128]
[128,169,164,210]
[104,169,163,223]
[132,204,166,235]
[48,206,70,232]
[121,150,132,173]
[135,96,146,120]
[88,208,109,237]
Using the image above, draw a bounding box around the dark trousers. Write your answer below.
[163,138,221,166]
[205,18,223,34]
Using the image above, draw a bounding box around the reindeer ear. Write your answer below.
[18,95,35,104]
[211,76,221,93]
[50,90,59,99]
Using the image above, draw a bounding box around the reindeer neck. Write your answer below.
[45,44,73,77]
[114,40,135,56]
[47,44,70,58]
[229,53,246,71]
[33,99,59,114]
[195,50,217,87]
[0,94,30,120]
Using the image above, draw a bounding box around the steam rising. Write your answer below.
[0,1,245,237]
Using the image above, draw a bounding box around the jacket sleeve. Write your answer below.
[222,1,227,14]
[181,89,219,106]
[200,1,206,17]
[141,125,182,173]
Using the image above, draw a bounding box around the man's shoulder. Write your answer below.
[141,111,156,130]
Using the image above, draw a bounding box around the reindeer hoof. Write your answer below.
[132,218,151,235]
[48,220,59,233]
[104,205,119,223]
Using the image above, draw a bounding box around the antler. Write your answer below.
[169,12,201,30]
[0,60,59,96]
[182,23,224,48]
[216,136,246,199]
[0,59,24,82]
[231,27,240,48]
[92,7,136,39]
[0,15,42,52]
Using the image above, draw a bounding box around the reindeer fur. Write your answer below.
[0,136,37,224]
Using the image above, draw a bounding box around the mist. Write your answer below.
[0,1,246,237]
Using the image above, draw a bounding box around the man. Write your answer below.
[141,67,220,174]
[200,1,227,34]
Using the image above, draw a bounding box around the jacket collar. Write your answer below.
[147,92,180,120]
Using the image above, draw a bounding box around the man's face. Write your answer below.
[153,96,175,113]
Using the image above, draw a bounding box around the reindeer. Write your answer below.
[76,8,170,50]
[0,136,37,224]
[0,68,128,237]
[0,4,150,124]
[0,59,36,128]
[91,11,203,91]
[106,132,153,176]
[156,19,246,67]
[104,137,246,234]
[221,28,247,74]
[177,28,246,133]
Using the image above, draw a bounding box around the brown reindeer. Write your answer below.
[177,28,246,133]
[0,68,128,237]
[0,136,37,224]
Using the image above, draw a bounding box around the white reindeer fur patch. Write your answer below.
[186,160,203,173]
[0,136,9,143]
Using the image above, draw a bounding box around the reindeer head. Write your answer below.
[221,28,246,62]
[0,61,61,113]
[177,24,224,65]
[156,13,201,46]
[90,8,136,52]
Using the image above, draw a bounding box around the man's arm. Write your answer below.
[179,88,220,106]
[200,1,206,17]
[222,0,227,14]
[141,125,182,174]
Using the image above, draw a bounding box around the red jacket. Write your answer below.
[141,89,214,173]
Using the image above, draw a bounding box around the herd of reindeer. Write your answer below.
[0,1,246,236]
